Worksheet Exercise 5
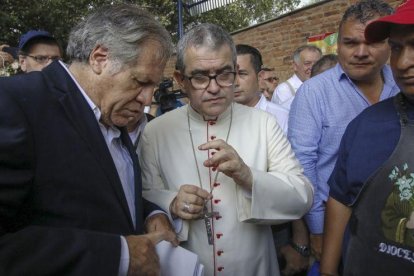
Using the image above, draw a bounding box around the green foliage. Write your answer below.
[0,0,300,50]
[193,0,301,32]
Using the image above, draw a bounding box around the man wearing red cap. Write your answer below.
[322,0,414,275]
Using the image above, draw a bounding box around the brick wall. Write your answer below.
[164,0,401,82]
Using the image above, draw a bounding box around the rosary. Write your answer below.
[187,104,233,245]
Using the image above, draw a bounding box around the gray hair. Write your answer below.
[66,3,172,72]
[293,45,322,64]
[338,0,393,39]
[175,23,236,73]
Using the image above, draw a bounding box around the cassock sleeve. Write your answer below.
[236,113,314,224]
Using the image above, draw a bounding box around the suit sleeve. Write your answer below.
[0,83,121,276]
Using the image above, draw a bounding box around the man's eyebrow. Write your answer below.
[189,65,234,76]
[189,69,209,75]
[341,37,359,43]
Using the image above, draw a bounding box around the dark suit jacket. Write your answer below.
[0,61,159,275]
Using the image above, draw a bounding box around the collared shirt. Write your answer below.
[129,114,148,152]
[255,94,289,134]
[288,63,399,234]
[271,73,303,110]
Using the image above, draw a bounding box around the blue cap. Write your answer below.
[19,30,53,50]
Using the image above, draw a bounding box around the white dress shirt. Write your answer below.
[271,73,303,110]
[255,94,289,134]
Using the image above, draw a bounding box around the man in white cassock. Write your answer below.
[140,23,313,276]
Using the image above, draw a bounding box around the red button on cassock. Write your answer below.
[214,199,221,204]
[217,250,224,256]
[216,233,223,239]
[215,215,222,220]
[213,182,220,187]
[210,135,216,140]
[209,121,216,125]
[218,267,224,272]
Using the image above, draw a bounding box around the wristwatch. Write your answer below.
[289,241,310,257]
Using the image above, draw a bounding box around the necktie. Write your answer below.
[119,127,144,234]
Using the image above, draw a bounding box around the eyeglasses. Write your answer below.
[183,72,236,90]
[25,54,61,64]
[264,77,279,82]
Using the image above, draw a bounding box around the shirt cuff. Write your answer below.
[305,211,325,234]
[146,210,183,233]
[118,236,129,276]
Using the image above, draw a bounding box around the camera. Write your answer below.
[154,79,186,114]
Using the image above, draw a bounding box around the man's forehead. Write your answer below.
[340,17,379,38]
[264,70,276,77]
[237,54,253,68]
[299,50,320,64]
[184,45,234,71]
[129,60,165,83]
[29,43,60,54]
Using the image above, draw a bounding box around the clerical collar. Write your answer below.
[187,103,233,122]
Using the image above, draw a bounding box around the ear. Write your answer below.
[292,61,299,72]
[18,55,27,72]
[173,70,185,89]
[88,45,109,75]
[258,70,265,79]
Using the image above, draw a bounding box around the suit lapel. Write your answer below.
[42,62,135,230]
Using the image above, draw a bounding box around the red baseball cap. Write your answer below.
[365,0,414,42]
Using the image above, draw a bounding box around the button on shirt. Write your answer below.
[288,64,399,234]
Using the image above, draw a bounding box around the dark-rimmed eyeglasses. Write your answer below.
[25,54,61,64]
[183,72,236,90]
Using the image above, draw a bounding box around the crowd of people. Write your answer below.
[0,0,413,275]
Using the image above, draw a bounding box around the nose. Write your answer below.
[354,44,369,58]
[207,77,220,94]
[136,85,155,106]
[234,75,240,87]
[45,58,54,67]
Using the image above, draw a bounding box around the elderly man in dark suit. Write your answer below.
[0,4,177,275]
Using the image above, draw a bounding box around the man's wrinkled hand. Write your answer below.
[169,184,211,220]
[145,213,178,246]
[199,139,253,190]
[126,230,178,276]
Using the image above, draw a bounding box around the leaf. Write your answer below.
[0,0,302,47]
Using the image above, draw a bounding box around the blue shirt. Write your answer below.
[288,63,399,234]
[329,95,414,205]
